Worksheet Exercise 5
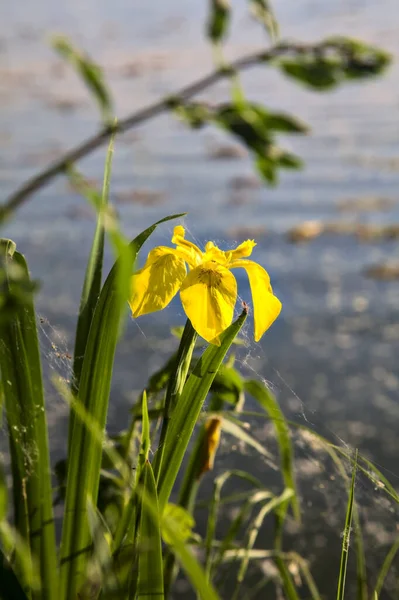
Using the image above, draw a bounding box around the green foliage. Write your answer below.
[51,35,113,122]
[278,37,391,90]
[207,0,230,44]
[249,0,279,40]
[0,241,57,600]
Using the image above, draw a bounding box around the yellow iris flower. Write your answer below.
[129,226,282,344]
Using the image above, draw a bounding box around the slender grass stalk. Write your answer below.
[336,449,358,600]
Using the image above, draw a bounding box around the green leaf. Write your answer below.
[0,241,57,600]
[214,103,304,183]
[69,134,115,458]
[162,509,220,600]
[373,535,399,599]
[215,415,274,460]
[207,0,230,44]
[162,504,195,545]
[139,391,151,470]
[278,37,391,91]
[137,462,164,599]
[280,59,341,90]
[51,35,113,122]
[157,309,248,512]
[210,365,243,405]
[249,0,279,41]
[245,380,300,521]
[59,213,184,600]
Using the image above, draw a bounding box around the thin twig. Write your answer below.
[1,42,299,220]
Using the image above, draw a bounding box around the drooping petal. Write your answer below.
[227,239,257,261]
[129,246,186,317]
[180,261,237,344]
[171,225,203,268]
[230,259,281,341]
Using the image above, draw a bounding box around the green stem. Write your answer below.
[152,319,198,486]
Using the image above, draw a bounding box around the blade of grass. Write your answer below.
[204,470,264,577]
[0,241,57,599]
[214,415,274,460]
[210,489,274,579]
[373,536,399,599]
[231,488,294,600]
[336,449,358,600]
[59,214,184,600]
[137,462,164,600]
[157,307,248,512]
[70,139,112,399]
[245,379,300,521]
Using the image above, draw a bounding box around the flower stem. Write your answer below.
[152,319,198,487]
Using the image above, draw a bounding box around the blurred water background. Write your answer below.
[1,1,399,597]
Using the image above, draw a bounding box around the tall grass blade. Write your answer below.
[137,462,164,599]
[373,535,399,599]
[59,214,184,600]
[336,449,358,600]
[0,241,57,599]
[71,139,113,398]
[245,379,300,521]
[274,557,301,600]
[231,487,294,599]
[157,308,248,512]
[204,470,264,578]
[211,489,273,578]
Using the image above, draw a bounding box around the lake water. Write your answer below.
[1,1,399,598]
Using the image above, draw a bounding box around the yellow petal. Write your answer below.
[203,241,228,265]
[227,239,257,261]
[129,247,186,317]
[230,259,282,341]
[171,226,203,268]
[180,262,237,344]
